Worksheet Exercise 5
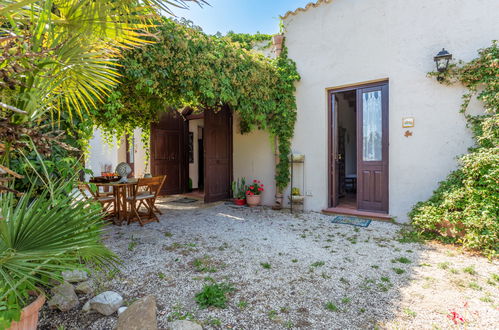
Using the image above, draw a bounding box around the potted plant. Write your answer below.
[0,170,118,329]
[246,180,264,207]
[291,187,304,203]
[231,178,247,205]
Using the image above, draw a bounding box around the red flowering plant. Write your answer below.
[246,180,264,196]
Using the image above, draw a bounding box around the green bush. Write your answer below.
[410,42,498,257]
[0,171,118,327]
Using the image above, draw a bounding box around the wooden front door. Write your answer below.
[150,112,188,195]
[204,106,232,203]
[356,84,389,212]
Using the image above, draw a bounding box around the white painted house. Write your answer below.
[87,0,499,222]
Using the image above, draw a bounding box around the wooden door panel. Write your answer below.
[359,171,371,202]
[151,112,187,195]
[330,95,340,207]
[357,84,389,213]
[204,106,232,203]
[374,170,383,203]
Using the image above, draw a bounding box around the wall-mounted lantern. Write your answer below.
[433,48,452,80]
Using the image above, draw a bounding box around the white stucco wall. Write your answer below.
[278,0,499,221]
[86,129,119,177]
[233,114,276,206]
[87,128,147,178]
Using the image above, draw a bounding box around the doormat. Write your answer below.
[171,197,198,204]
[330,215,372,228]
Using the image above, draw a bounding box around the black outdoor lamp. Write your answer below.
[434,48,452,80]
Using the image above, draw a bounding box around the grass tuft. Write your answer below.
[463,266,477,275]
[392,268,405,275]
[325,301,339,312]
[195,282,234,309]
[260,262,271,269]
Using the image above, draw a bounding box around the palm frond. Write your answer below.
[0,155,119,303]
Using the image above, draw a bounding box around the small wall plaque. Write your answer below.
[402,117,415,128]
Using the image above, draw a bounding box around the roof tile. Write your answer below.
[281,0,333,20]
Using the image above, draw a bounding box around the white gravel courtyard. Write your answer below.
[40,199,499,329]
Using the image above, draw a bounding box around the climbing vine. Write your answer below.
[93,18,300,191]
[410,41,498,256]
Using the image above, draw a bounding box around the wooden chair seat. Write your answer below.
[126,193,154,201]
[98,196,115,202]
[127,176,166,226]
[78,183,115,218]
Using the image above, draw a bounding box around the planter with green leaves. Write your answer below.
[0,177,118,329]
[291,187,304,204]
[231,178,247,205]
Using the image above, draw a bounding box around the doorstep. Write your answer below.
[322,207,393,222]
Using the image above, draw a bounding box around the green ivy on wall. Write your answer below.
[410,41,498,257]
[92,18,300,192]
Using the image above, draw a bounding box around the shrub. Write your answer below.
[0,169,118,327]
[410,41,498,257]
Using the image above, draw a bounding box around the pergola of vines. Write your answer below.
[93,19,300,192]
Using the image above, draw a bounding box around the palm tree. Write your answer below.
[0,0,206,122]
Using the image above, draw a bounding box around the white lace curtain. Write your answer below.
[362,91,382,161]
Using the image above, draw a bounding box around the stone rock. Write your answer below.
[118,306,128,315]
[82,301,91,312]
[116,295,157,330]
[62,269,88,283]
[87,291,123,316]
[75,281,93,295]
[48,282,79,311]
[170,320,203,330]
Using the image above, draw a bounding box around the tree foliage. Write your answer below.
[93,19,300,191]
[410,41,499,256]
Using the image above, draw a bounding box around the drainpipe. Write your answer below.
[271,34,285,209]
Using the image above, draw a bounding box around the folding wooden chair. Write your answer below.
[78,183,115,218]
[126,176,166,226]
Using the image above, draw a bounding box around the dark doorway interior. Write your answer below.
[336,91,357,209]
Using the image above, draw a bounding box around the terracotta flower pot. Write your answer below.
[234,198,246,206]
[246,194,261,207]
[272,193,283,210]
[8,293,46,330]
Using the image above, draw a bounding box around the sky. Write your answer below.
[167,0,314,35]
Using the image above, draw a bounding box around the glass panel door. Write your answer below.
[357,84,388,213]
[362,91,382,161]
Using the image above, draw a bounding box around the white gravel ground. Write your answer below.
[39,198,499,329]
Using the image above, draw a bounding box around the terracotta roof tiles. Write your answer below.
[281,0,333,19]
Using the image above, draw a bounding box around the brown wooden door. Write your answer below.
[330,94,340,207]
[204,106,232,203]
[150,112,188,195]
[357,84,389,213]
